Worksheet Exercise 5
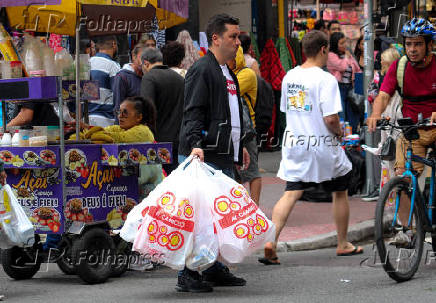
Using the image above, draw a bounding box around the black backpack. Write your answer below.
[254,76,274,137]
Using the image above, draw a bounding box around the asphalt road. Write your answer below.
[2,242,436,303]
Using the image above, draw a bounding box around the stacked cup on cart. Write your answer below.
[128,157,218,271]
[203,165,275,263]
[0,184,35,249]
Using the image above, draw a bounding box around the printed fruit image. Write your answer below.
[65,198,93,223]
[0,150,13,163]
[32,207,61,232]
[40,150,56,164]
[106,199,136,229]
[107,209,123,229]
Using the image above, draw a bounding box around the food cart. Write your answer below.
[0,76,172,284]
[0,0,188,284]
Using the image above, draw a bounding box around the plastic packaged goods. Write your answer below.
[22,34,43,75]
[54,49,74,80]
[19,128,31,147]
[0,61,22,79]
[11,129,20,147]
[29,136,47,147]
[41,43,58,76]
[0,24,19,62]
[33,126,47,137]
[77,54,90,80]
[345,122,352,137]
[47,125,60,141]
[1,132,11,146]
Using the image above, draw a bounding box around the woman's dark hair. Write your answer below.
[354,35,363,60]
[122,96,157,135]
[327,20,340,30]
[161,41,185,68]
[239,33,251,54]
[80,39,92,52]
[329,32,345,56]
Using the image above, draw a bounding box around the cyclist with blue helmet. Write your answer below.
[368,17,436,172]
[367,17,435,244]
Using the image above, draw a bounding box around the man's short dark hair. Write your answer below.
[239,33,251,54]
[314,20,325,31]
[327,20,340,30]
[302,30,329,58]
[206,13,239,46]
[94,35,117,51]
[161,41,185,68]
[141,47,163,64]
[131,43,146,57]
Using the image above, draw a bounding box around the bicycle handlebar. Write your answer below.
[376,118,433,130]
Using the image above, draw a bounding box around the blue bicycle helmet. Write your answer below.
[401,18,435,40]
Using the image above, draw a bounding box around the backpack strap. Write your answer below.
[396,55,408,97]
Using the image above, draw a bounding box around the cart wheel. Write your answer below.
[110,235,131,278]
[71,228,114,284]
[56,237,76,275]
[1,246,41,280]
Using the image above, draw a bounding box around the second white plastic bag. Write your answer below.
[0,184,35,247]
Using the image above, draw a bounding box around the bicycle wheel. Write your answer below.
[374,176,425,282]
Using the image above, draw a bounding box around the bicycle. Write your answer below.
[374,117,436,282]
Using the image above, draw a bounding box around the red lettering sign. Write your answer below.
[148,206,194,232]
[218,203,258,229]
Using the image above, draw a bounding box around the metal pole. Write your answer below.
[283,0,288,38]
[316,0,320,20]
[278,0,285,38]
[75,3,81,140]
[2,101,6,133]
[58,77,66,209]
[363,0,375,195]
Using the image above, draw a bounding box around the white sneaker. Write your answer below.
[389,230,411,248]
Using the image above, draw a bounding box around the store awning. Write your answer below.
[5,0,188,36]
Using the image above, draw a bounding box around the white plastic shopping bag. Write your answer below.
[0,184,35,247]
[202,164,275,263]
[185,163,219,271]
[132,157,218,270]
[121,164,184,243]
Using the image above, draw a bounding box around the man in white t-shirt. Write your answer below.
[259,31,363,265]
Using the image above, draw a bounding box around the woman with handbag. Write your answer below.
[327,32,361,133]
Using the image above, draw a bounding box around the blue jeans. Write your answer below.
[177,154,233,276]
[339,83,359,133]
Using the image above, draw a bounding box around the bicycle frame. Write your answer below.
[393,141,435,231]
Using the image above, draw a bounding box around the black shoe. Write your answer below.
[202,265,246,287]
[176,270,213,293]
[362,189,379,202]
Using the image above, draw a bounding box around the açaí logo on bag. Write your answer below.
[142,192,194,251]
[214,185,269,242]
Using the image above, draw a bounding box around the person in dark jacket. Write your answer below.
[140,47,184,173]
[178,16,250,175]
[176,13,250,293]
[112,43,146,122]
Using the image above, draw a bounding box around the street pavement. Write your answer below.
[3,243,436,302]
[257,151,376,250]
[0,151,395,302]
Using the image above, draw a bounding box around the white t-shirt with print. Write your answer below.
[277,66,351,183]
[221,65,241,162]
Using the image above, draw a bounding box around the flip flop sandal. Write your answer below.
[336,246,364,256]
[258,257,281,265]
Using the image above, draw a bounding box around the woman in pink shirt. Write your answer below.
[327,32,361,132]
